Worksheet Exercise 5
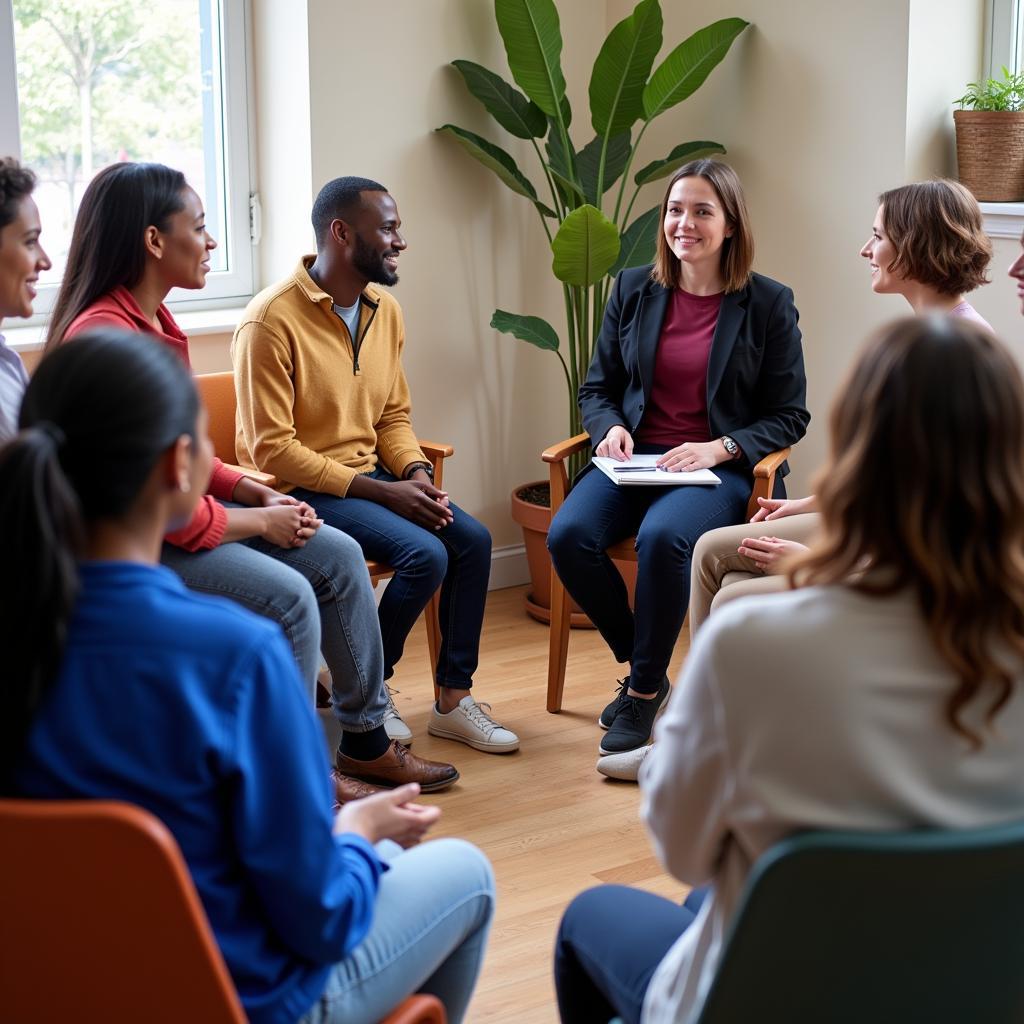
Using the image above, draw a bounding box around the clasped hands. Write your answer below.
[335,783,441,849]
[738,495,814,572]
[596,426,728,471]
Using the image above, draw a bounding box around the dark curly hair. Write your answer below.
[0,157,37,235]
[878,180,991,296]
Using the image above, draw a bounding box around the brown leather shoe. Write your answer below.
[335,740,459,793]
[330,768,385,809]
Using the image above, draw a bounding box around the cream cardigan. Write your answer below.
[640,583,1024,1023]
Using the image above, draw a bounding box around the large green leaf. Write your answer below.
[545,117,575,179]
[609,205,660,276]
[495,0,567,119]
[551,204,621,286]
[589,0,662,135]
[436,124,556,217]
[577,131,631,205]
[642,18,748,121]
[633,140,726,185]
[544,116,580,206]
[491,309,561,351]
[549,167,586,207]
[450,60,546,139]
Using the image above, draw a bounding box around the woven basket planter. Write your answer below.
[954,110,1024,202]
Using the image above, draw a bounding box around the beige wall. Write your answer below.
[607,0,915,493]
[234,0,995,534]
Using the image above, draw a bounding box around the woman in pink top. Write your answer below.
[860,179,993,328]
[680,179,997,655]
[42,162,457,799]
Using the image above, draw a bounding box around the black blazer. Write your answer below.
[579,265,810,472]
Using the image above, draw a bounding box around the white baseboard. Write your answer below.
[371,542,529,601]
[488,543,529,591]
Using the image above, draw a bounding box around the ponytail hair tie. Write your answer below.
[35,421,67,450]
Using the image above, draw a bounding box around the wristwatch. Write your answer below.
[720,435,741,460]
[404,461,434,481]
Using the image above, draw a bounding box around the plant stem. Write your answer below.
[613,119,650,226]
[531,138,565,226]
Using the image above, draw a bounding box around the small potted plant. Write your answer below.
[954,66,1024,202]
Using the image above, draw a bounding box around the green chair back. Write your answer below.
[694,821,1024,1023]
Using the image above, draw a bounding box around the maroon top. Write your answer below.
[635,288,722,447]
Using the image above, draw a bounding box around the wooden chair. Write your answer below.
[196,371,451,681]
[0,799,446,1024]
[542,433,791,713]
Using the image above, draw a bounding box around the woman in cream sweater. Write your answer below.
[558,314,1024,1023]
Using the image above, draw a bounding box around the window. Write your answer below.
[986,0,1024,78]
[0,0,253,316]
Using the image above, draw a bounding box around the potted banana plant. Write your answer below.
[438,0,748,622]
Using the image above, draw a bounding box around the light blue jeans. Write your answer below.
[299,837,496,1024]
[161,511,388,733]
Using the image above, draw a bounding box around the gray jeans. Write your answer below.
[161,512,387,733]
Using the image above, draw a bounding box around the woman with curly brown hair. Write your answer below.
[0,158,50,440]
[860,179,993,326]
[558,315,1024,1024]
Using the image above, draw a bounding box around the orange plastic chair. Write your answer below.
[196,371,450,681]
[0,799,445,1024]
[541,433,792,713]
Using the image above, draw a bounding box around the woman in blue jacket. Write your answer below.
[2,330,494,1024]
[547,160,809,757]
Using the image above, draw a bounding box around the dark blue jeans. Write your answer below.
[555,885,708,1024]
[292,470,491,690]
[547,455,755,693]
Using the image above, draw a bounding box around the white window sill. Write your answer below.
[980,202,1024,240]
[3,305,247,353]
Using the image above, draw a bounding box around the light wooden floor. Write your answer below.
[369,585,690,1024]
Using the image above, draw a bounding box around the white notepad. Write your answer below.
[592,454,722,487]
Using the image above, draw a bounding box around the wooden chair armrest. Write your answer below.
[752,447,790,478]
[542,432,591,465]
[746,447,792,520]
[223,463,278,488]
[417,440,454,490]
[418,440,454,461]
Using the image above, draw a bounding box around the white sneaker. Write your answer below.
[382,686,413,746]
[428,695,520,753]
[596,744,652,782]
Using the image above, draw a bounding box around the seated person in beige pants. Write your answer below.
[691,177,996,638]
[689,496,818,636]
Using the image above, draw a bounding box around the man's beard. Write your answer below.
[353,233,399,286]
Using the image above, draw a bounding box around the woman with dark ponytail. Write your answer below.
[45,161,457,795]
[6,330,494,1024]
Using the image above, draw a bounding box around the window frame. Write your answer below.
[985,0,1024,78]
[0,0,256,321]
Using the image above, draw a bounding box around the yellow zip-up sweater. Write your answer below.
[232,257,425,496]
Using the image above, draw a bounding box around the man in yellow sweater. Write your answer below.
[233,177,519,766]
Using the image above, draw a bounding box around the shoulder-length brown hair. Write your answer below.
[791,316,1024,747]
[878,179,991,296]
[651,159,753,293]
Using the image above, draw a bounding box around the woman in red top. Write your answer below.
[44,162,457,797]
[547,160,809,757]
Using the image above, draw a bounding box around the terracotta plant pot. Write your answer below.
[510,481,637,628]
[954,110,1024,202]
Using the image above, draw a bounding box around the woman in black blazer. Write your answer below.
[547,160,809,756]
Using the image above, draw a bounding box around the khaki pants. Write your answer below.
[689,513,821,638]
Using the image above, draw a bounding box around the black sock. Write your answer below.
[340,725,390,761]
